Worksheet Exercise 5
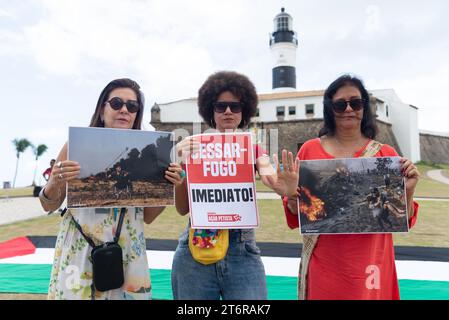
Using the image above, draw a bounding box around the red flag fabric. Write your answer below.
[0,237,36,259]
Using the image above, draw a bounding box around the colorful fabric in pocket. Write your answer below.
[192,229,220,248]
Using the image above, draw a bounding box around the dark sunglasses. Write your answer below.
[106,97,140,113]
[213,101,243,113]
[332,98,365,113]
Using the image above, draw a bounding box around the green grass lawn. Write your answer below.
[392,200,449,247]
[0,162,447,245]
[0,187,33,198]
[255,177,272,192]
[415,163,449,198]
[256,163,449,198]
[1,199,448,247]
[0,293,47,300]
[2,163,448,198]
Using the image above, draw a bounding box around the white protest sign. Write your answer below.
[186,132,259,229]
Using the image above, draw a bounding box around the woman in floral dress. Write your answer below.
[39,78,183,299]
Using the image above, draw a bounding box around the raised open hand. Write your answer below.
[260,150,299,197]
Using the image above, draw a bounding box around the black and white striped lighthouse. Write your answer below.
[270,7,298,92]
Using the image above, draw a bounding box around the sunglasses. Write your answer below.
[106,97,140,113]
[332,98,365,113]
[213,101,243,113]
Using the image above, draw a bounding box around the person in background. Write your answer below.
[42,159,56,182]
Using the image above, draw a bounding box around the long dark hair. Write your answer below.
[319,74,377,139]
[89,78,145,129]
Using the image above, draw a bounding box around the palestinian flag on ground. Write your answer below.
[1,236,448,300]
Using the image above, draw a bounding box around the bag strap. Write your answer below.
[71,207,127,248]
[113,208,126,243]
[360,140,383,158]
[69,207,126,300]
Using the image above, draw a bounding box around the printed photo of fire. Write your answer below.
[298,157,408,234]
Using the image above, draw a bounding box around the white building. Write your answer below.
[151,8,423,163]
[152,89,420,162]
[371,89,420,163]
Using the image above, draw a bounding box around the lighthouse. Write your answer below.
[270,7,298,92]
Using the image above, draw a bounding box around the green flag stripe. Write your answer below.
[0,264,448,300]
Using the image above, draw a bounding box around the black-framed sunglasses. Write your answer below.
[213,101,243,113]
[332,98,364,113]
[106,97,140,113]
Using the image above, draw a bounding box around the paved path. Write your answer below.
[414,197,449,202]
[0,197,47,225]
[257,192,282,200]
[427,169,449,185]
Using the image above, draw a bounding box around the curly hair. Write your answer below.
[198,71,258,128]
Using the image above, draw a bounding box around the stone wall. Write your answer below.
[258,119,401,156]
[420,133,449,164]
[151,119,402,156]
[151,122,211,143]
[375,120,402,155]
[258,119,322,155]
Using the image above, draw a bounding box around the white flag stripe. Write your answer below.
[261,256,300,277]
[396,260,449,281]
[1,248,449,282]
[0,248,54,264]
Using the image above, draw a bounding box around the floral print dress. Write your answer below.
[48,207,151,300]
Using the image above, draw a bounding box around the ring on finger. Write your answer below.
[58,173,63,179]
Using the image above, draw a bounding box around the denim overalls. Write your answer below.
[171,221,267,300]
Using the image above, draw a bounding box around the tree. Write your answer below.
[12,138,32,188]
[32,144,48,185]
[374,157,393,175]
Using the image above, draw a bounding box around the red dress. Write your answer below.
[283,138,419,300]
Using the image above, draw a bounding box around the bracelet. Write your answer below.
[286,193,299,200]
[39,186,62,206]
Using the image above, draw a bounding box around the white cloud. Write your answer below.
[24,22,82,75]
[19,0,249,86]
[1,0,449,187]
[0,8,14,18]
[29,127,67,142]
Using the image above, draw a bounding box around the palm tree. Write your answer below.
[32,144,48,185]
[12,138,32,188]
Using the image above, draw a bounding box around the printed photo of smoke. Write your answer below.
[67,127,174,208]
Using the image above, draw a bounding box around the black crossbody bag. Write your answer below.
[70,207,126,297]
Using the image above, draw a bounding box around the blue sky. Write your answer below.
[1,0,449,187]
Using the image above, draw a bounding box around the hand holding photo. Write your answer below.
[67,127,174,208]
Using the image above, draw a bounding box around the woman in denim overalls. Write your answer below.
[171,71,299,299]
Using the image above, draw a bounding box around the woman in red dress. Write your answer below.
[274,74,420,299]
